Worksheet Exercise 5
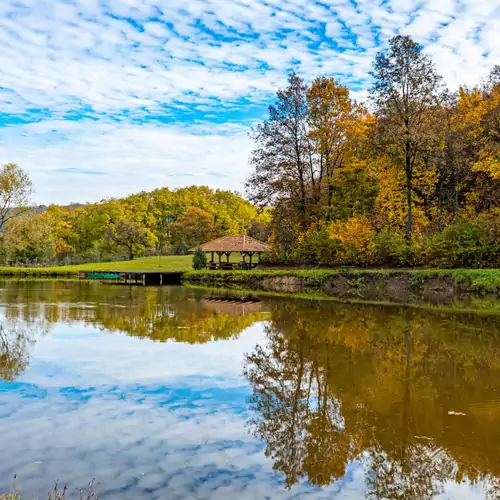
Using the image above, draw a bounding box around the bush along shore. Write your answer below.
[182,269,500,304]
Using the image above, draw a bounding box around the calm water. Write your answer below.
[1,281,500,499]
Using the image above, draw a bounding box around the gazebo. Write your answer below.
[190,235,271,269]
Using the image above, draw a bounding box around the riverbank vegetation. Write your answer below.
[248,35,500,268]
[184,268,500,296]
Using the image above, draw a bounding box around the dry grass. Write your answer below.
[0,478,98,500]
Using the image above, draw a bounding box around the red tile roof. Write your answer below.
[190,235,271,253]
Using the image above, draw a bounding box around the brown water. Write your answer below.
[0,280,499,499]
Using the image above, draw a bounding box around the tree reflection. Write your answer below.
[0,322,40,381]
[0,281,265,345]
[244,300,500,497]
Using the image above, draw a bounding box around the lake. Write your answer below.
[0,280,499,499]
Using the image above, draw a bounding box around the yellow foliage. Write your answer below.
[328,216,372,254]
[473,151,500,180]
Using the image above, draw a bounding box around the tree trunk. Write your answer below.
[405,146,413,242]
[297,158,308,227]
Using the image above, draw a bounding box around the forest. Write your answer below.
[0,178,269,266]
[247,35,500,268]
[1,35,499,269]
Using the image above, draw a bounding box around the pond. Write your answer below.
[0,281,499,499]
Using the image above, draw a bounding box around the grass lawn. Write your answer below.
[0,253,247,276]
[0,255,195,275]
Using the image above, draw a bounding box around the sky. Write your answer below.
[0,0,499,205]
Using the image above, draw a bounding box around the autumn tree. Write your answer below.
[246,72,314,228]
[105,219,154,260]
[0,163,33,231]
[370,35,443,240]
[171,207,218,249]
[307,76,367,216]
[4,214,55,265]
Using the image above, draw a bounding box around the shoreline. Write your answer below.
[1,266,500,307]
[182,268,500,304]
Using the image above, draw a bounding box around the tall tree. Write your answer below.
[246,72,313,228]
[370,35,443,240]
[0,163,33,231]
[307,76,364,215]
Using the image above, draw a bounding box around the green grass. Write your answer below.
[0,255,194,276]
[0,253,248,277]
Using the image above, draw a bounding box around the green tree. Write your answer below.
[4,214,55,265]
[104,219,155,260]
[0,163,33,231]
[192,246,207,270]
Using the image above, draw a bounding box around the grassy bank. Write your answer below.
[183,268,500,298]
[2,261,500,299]
[0,255,193,276]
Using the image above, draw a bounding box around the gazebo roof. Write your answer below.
[190,235,271,253]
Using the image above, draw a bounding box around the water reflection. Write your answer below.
[0,281,264,347]
[0,320,47,381]
[244,301,500,498]
[0,280,499,498]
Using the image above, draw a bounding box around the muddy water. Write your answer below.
[0,280,499,499]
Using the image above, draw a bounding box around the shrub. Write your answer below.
[292,224,342,266]
[328,216,372,265]
[424,221,485,268]
[369,229,409,266]
[192,247,208,270]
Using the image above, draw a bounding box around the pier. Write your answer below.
[79,270,184,286]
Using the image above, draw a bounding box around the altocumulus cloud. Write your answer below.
[0,0,498,203]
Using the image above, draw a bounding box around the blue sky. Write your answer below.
[0,0,499,204]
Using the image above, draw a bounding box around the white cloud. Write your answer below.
[0,119,254,204]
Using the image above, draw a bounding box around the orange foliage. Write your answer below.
[328,216,372,254]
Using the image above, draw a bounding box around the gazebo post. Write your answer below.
[211,251,214,263]
[248,252,254,267]
[226,252,230,263]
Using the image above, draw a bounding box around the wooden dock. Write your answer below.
[79,270,184,286]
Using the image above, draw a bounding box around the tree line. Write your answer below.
[0,169,269,266]
[247,35,500,268]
